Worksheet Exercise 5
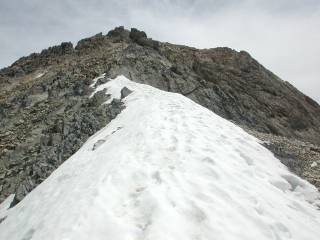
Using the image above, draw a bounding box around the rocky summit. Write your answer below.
[0,26,320,204]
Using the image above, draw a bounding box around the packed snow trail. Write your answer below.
[1,75,320,240]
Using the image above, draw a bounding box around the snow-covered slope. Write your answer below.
[1,75,320,240]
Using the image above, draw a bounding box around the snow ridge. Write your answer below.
[0,75,319,240]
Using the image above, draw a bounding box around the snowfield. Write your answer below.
[1,75,320,240]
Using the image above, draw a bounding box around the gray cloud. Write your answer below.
[0,0,319,102]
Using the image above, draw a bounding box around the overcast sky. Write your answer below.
[0,0,319,102]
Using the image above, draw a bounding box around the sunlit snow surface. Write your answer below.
[1,75,320,240]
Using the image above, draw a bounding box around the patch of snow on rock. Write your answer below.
[34,72,46,79]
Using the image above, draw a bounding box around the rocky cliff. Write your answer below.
[0,26,319,204]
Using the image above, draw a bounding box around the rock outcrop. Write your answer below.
[0,26,319,203]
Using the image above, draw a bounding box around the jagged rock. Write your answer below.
[129,28,159,49]
[89,89,108,107]
[12,177,35,206]
[120,87,133,99]
[73,79,90,96]
[107,26,130,40]
[49,133,62,146]
[8,66,24,77]
[129,28,147,40]
[40,135,50,147]
[75,33,106,51]
[95,77,109,87]
[41,42,73,56]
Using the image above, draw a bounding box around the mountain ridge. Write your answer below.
[0,26,319,204]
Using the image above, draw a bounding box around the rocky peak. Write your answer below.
[106,26,130,39]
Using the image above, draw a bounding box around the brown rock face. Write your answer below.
[0,26,319,203]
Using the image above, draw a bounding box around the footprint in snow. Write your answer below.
[92,139,106,151]
[91,127,123,150]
